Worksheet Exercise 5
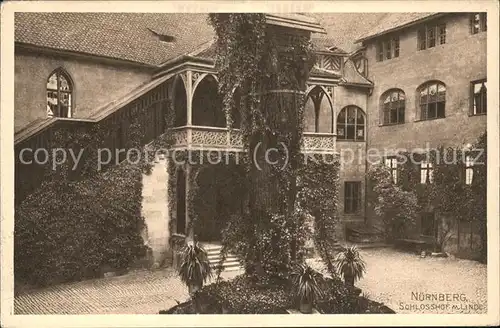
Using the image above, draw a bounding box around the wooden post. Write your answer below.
[186,70,193,126]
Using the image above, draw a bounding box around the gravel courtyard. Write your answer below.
[309,247,488,314]
[15,247,487,314]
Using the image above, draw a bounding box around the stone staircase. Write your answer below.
[345,224,385,244]
[203,244,242,272]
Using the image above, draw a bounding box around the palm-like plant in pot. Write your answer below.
[291,264,324,314]
[334,246,366,287]
[178,242,213,296]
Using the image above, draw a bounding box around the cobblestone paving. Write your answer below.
[15,248,488,315]
[14,268,242,314]
[308,247,488,314]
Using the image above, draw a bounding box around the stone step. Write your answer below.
[207,254,238,261]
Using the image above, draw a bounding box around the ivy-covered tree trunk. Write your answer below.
[209,14,315,277]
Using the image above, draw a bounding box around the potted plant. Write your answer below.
[334,245,366,288]
[290,264,324,314]
[178,242,213,296]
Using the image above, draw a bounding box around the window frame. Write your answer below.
[46,68,74,118]
[417,23,447,51]
[465,154,474,185]
[337,106,366,141]
[344,181,362,214]
[470,13,487,34]
[375,36,400,62]
[470,79,487,116]
[384,156,399,184]
[418,81,446,121]
[381,89,406,125]
[420,159,434,184]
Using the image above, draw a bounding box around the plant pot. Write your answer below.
[344,274,355,287]
[299,300,313,314]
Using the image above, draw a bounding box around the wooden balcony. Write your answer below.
[169,126,336,154]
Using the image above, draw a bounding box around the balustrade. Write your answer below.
[169,126,336,153]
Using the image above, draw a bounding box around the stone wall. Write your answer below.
[362,13,487,257]
[15,49,151,132]
[141,156,170,268]
[334,85,369,239]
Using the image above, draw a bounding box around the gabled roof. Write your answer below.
[355,12,443,43]
[15,13,214,66]
[15,12,446,68]
[309,13,388,53]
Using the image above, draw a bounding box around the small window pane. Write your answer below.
[418,29,426,50]
[472,80,487,115]
[427,27,436,48]
[420,88,428,103]
[59,75,71,91]
[356,108,364,124]
[47,74,58,90]
[338,125,345,137]
[393,38,400,57]
[398,107,405,123]
[439,24,446,44]
[346,125,355,139]
[346,108,356,123]
[472,13,481,34]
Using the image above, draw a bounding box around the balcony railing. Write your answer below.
[170,126,336,153]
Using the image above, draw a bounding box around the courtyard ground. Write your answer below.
[309,247,488,314]
[14,247,487,314]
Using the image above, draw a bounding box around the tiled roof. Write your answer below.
[341,60,372,86]
[15,12,215,66]
[15,12,442,65]
[355,12,441,42]
[309,13,388,53]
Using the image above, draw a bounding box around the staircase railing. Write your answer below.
[15,78,170,204]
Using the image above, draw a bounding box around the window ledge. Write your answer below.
[337,139,366,142]
[468,112,487,117]
[379,122,405,127]
[414,116,446,123]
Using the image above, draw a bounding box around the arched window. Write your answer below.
[337,106,365,141]
[418,81,446,120]
[381,89,405,125]
[304,86,333,133]
[46,68,73,118]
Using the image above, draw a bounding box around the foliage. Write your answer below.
[178,242,213,289]
[196,275,293,314]
[368,131,487,260]
[14,100,170,286]
[209,13,331,278]
[15,161,148,286]
[290,264,324,304]
[296,154,341,276]
[315,276,361,314]
[334,246,366,286]
[162,273,394,314]
[367,163,419,241]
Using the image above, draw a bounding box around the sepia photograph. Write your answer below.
[1,1,499,327]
